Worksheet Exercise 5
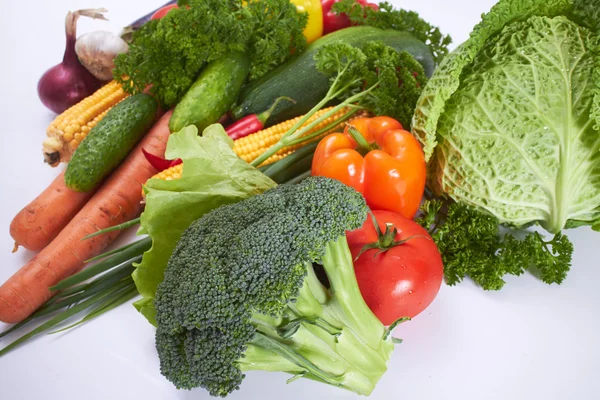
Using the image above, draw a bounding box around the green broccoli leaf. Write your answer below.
[132,124,276,324]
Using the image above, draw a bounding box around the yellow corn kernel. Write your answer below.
[233,106,356,166]
[42,80,130,166]
[152,164,183,181]
[141,163,183,197]
[63,132,74,143]
[146,108,364,189]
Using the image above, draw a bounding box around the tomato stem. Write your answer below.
[354,212,429,261]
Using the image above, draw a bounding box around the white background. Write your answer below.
[1,1,599,399]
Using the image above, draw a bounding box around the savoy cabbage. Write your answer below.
[412,0,600,234]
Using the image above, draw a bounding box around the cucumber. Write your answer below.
[232,26,435,125]
[169,52,251,133]
[65,93,158,192]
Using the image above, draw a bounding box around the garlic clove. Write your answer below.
[75,31,129,81]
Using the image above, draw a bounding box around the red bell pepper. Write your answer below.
[321,0,379,35]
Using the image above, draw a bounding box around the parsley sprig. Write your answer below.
[114,0,307,106]
[332,0,452,64]
[417,199,573,290]
[250,41,427,166]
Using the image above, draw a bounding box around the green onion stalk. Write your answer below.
[249,70,378,167]
[0,146,317,357]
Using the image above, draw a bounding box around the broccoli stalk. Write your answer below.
[239,238,394,395]
[154,177,397,396]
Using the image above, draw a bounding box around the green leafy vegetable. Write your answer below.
[251,41,427,166]
[412,0,600,235]
[417,200,573,290]
[154,177,396,396]
[133,124,276,324]
[114,0,307,106]
[0,136,321,356]
[332,0,452,64]
[0,241,147,357]
[360,42,428,123]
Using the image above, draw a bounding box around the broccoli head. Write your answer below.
[154,177,397,396]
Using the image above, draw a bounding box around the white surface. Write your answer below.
[1,1,599,399]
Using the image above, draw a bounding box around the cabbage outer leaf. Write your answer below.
[434,16,600,233]
[412,0,576,161]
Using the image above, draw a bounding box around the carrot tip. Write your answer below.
[11,242,19,253]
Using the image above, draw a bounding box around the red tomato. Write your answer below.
[346,210,443,325]
[151,4,179,20]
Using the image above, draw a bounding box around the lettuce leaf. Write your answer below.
[132,125,276,325]
[412,0,600,234]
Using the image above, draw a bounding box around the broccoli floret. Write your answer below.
[154,177,397,397]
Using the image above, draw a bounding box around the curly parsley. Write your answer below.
[114,0,307,106]
[251,41,427,165]
[361,43,428,126]
[332,0,452,64]
[417,200,573,290]
[314,41,427,128]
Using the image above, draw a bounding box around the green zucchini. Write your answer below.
[65,93,159,192]
[232,26,435,125]
[169,52,251,133]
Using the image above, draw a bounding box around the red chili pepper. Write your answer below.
[142,148,182,172]
[321,0,379,35]
[225,96,295,140]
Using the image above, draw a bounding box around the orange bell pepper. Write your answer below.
[311,116,427,219]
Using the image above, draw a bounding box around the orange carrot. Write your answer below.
[9,171,94,252]
[0,110,172,324]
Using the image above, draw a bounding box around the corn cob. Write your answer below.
[233,106,356,166]
[151,164,183,182]
[145,107,363,189]
[42,80,129,166]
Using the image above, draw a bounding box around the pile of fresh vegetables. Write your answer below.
[1,0,599,397]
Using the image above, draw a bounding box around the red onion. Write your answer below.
[37,9,107,114]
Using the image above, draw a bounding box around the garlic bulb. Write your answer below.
[75,31,129,81]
